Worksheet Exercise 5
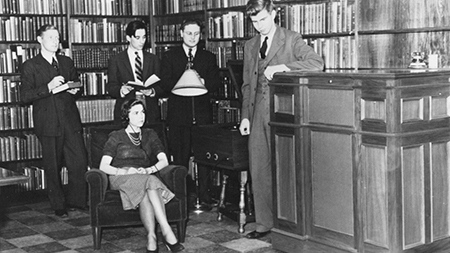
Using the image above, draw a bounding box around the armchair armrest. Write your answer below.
[158,165,188,200]
[85,169,109,215]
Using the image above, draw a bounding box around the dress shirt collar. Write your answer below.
[127,47,143,60]
[41,51,57,64]
[182,44,197,58]
[260,26,277,54]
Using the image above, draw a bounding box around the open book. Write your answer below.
[125,74,160,89]
[52,81,82,94]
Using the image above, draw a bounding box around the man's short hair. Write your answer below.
[180,19,203,31]
[125,20,147,37]
[37,24,58,37]
[245,0,275,16]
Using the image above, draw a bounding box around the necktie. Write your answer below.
[52,58,59,72]
[260,36,268,59]
[135,52,143,82]
[188,48,193,63]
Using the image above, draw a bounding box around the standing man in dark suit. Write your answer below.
[159,19,221,206]
[21,24,88,217]
[107,20,161,126]
[240,0,324,239]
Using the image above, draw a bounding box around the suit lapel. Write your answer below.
[36,54,58,82]
[246,35,260,74]
[192,48,203,68]
[118,51,133,78]
[251,35,261,63]
[265,26,284,63]
[142,52,151,79]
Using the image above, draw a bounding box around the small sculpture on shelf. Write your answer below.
[408,51,427,69]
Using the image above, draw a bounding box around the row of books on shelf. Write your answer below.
[309,36,356,69]
[1,71,108,105]
[0,46,40,74]
[276,0,355,35]
[71,0,149,16]
[153,0,204,15]
[0,98,118,130]
[154,23,182,43]
[1,166,68,192]
[0,133,41,162]
[211,100,241,124]
[0,77,20,103]
[0,16,68,42]
[0,0,65,15]
[72,46,125,69]
[207,41,244,68]
[0,105,33,130]
[207,37,357,69]
[208,11,259,39]
[76,98,115,123]
[79,71,108,96]
[206,0,246,9]
[69,19,132,43]
[212,74,239,99]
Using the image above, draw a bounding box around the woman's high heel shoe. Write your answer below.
[165,241,184,252]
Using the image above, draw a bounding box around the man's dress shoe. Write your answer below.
[245,230,271,239]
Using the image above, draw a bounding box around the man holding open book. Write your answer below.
[107,20,162,126]
[20,24,88,217]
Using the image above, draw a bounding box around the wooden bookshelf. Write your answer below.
[0,0,154,193]
[0,0,68,180]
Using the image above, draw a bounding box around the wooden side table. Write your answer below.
[192,123,253,233]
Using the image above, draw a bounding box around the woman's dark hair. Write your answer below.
[125,20,147,37]
[246,0,275,16]
[120,98,146,127]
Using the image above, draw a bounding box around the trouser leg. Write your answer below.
[39,135,65,211]
[62,127,88,208]
[248,95,273,232]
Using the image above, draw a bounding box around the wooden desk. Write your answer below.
[192,123,253,233]
[270,69,450,253]
[0,168,29,187]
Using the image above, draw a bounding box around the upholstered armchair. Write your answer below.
[84,124,188,250]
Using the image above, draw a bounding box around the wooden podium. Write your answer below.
[269,69,450,253]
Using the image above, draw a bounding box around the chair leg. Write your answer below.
[177,220,187,243]
[93,226,102,249]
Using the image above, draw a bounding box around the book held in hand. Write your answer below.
[125,74,160,89]
[52,81,82,94]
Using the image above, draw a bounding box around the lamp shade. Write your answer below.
[171,69,208,96]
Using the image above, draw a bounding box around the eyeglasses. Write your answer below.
[184,31,200,37]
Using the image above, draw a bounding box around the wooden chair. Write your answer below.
[84,123,188,249]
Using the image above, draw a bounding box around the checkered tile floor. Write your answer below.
[0,200,279,253]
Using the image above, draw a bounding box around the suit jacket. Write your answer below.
[20,54,83,137]
[107,50,161,124]
[241,26,324,124]
[159,46,220,126]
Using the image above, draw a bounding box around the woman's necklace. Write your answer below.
[126,126,141,146]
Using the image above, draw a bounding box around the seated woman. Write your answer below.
[99,98,184,253]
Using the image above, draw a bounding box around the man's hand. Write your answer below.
[239,118,250,135]
[120,85,134,97]
[264,64,290,80]
[48,76,65,92]
[67,88,79,95]
[140,88,155,97]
